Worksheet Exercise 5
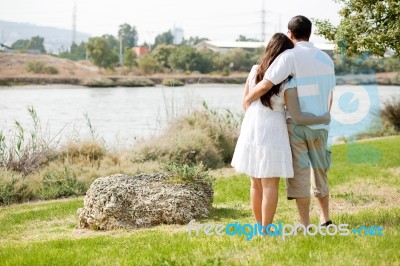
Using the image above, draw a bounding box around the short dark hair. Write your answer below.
[288,15,312,41]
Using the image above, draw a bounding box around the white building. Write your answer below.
[195,40,335,55]
[173,27,184,45]
[195,41,265,54]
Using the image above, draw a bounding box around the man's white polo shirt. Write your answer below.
[264,41,336,130]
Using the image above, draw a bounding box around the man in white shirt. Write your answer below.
[244,15,335,227]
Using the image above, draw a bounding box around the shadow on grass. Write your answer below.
[206,206,251,221]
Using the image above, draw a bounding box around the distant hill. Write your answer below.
[0,20,91,54]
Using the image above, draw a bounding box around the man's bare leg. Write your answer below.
[295,197,310,226]
[317,194,330,224]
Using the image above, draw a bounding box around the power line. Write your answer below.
[72,1,76,45]
[261,0,266,42]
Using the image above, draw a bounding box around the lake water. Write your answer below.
[1,84,399,148]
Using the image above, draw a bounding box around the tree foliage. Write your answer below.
[123,47,137,69]
[27,36,46,53]
[315,0,400,57]
[11,39,30,50]
[59,42,86,61]
[137,55,163,74]
[182,36,209,46]
[11,36,46,53]
[153,30,174,49]
[118,23,138,49]
[151,45,175,68]
[214,48,254,72]
[236,35,260,42]
[101,34,119,54]
[86,37,119,69]
[168,45,214,73]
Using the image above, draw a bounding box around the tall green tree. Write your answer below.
[86,37,119,69]
[182,36,209,46]
[11,36,46,53]
[118,23,138,49]
[60,41,87,61]
[27,36,46,53]
[101,34,119,54]
[123,47,137,69]
[11,39,30,50]
[137,55,162,74]
[168,45,213,73]
[152,30,174,49]
[315,0,400,57]
[151,44,175,68]
[215,48,253,72]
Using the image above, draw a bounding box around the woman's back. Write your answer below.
[248,65,285,113]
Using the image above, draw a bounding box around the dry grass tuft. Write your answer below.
[132,105,241,169]
[59,141,106,164]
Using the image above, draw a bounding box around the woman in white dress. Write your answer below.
[231,33,330,230]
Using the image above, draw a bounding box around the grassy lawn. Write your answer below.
[0,137,399,265]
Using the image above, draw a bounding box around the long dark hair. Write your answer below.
[255,33,294,109]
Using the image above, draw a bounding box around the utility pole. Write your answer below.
[72,1,77,46]
[261,0,266,42]
[119,34,123,65]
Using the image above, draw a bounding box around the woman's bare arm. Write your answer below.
[241,79,250,111]
[243,79,274,111]
[284,88,330,125]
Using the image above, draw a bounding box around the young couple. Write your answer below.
[231,15,335,230]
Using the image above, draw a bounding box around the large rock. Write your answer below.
[77,173,213,230]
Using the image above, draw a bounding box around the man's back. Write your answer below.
[265,41,336,130]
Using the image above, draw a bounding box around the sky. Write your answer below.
[0,0,343,44]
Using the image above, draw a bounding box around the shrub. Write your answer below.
[162,79,184,87]
[82,78,116,87]
[0,106,56,175]
[382,97,400,131]
[390,72,400,85]
[0,172,33,205]
[26,61,45,73]
[59,141,106,164]
[26,61,59,74]
[36,164,88,199]
[45,66,59,74]
[163,162,214,184]
[132,102,241,169]
[116,78,155,87]
[137,56,163,74]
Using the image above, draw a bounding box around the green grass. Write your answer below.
[0,137,399,265]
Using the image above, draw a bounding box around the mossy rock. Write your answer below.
[77,173,213,230]
[82,78,116,87]
[116,78,155,87]
[162,79,185,87]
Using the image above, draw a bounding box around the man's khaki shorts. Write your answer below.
[286,118,332,199]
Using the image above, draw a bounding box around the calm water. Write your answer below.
[1,84,399,147]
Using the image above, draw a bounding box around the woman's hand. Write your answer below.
[242,97,251,112]
[322,112,331,125]
[242,98,251,112]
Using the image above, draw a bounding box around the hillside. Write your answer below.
[0,53,99,78]
[0,20,90,53]
[0,53,249,86]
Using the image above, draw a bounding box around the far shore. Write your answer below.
[0,72,399,87]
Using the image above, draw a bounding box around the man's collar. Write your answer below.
[294,41,314,47]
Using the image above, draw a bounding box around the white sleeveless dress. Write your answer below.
[231,65,294,178]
